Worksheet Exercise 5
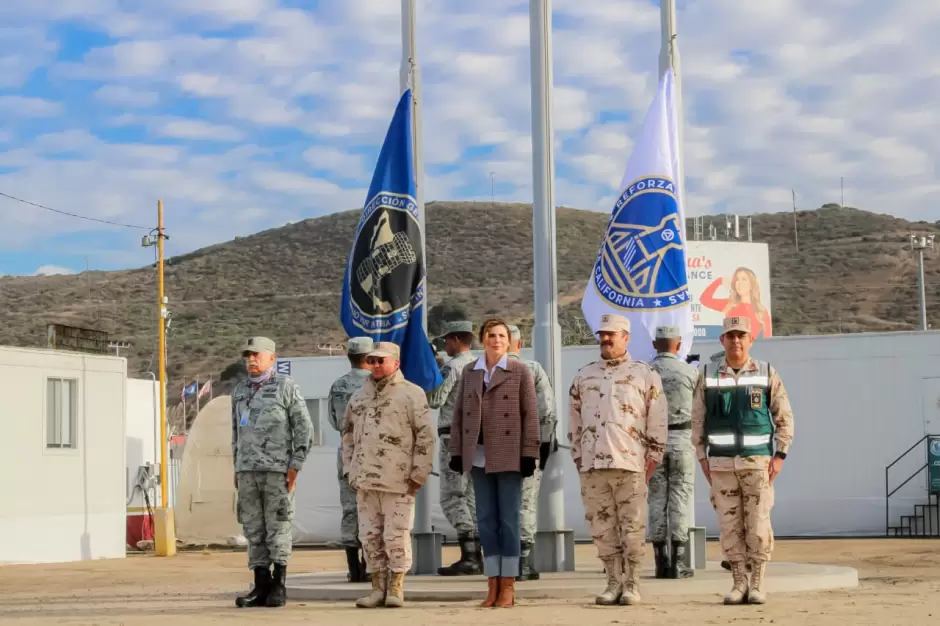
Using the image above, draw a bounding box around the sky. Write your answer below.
[0,0,938,276]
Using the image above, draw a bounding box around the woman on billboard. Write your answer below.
[700,267,772,338]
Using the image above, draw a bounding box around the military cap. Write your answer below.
[242,336,275,355]
[597,313,631,333]
[367,341,401,360]
[347,336,374,354]
[438,320,473,337]
[722,316,751,335]
[507,324,521,340]
[655,325,681,339]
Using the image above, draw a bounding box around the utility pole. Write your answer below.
[490,171,495,202]
[911,235,934,330]
[841,176,844,208]
[791,189,799,252]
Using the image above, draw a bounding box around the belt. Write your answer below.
[668,422,691,431]
[438,426,450,436]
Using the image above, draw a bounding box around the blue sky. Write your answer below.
[1,0,938,276]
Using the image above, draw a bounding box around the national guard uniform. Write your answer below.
[648,325,699,579]
[342,342,435,608]
[328,336,374,582]
[692,316,794,604]
[507,324,558,581]
[232,336,313,608]
[425,320,481,575]
[568,313,668,606]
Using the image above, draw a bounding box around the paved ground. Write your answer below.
[1,539,939,625]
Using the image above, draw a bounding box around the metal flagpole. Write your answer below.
[401,0,441,574]
[529,0,572,572]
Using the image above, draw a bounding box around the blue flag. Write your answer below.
[580,69,693,363]
[340,88,443,392]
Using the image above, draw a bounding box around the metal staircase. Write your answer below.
[885,434,940,537]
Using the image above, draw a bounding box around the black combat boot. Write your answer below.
[437,534,482,576]
[235,566,271,607]
[670,540,694,579]
[346,546,364,582]
[359,548,371,582]
[653,542,670,578]
[265,563,287,607]
[516,541,540,581]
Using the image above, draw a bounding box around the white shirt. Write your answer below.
[471,354,509,468]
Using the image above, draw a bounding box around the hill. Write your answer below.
[1,200,937,425]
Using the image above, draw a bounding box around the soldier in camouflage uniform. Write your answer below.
[231,336,313,609]
[692,316,794,605]
[568,314,667,607]
[507,324,557,581]
[426,320,481,575]
[342,342,435,608]
[648,325,699,580]
[328,336,374,582]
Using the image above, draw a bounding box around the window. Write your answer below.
[47,378,77,448]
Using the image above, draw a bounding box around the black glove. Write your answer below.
[520,457,536,478]
[449,455,463,473]
[539,442,553,470]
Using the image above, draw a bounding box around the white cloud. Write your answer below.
[0,95,62,117]
[34,265,75,276]
[94,85,159,107]
[156,119,243,141]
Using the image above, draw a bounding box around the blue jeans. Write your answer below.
[471,467,523,578]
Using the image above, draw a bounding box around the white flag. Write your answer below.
[581,68,693,363]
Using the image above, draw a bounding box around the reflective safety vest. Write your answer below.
[703,361,774,458]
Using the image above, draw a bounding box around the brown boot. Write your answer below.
[595,555,623,605]
[355,569,387,608]
[723,561,748,605]
[747,560,767,604]
[481,576,500,607]
[494,576,515,607]
[384,571,405,607]
[619,560,641,605]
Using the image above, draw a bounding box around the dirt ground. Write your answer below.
[1,539,939,625]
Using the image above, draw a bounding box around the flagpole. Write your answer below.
[401,0,440,575]
[529,0,571,573]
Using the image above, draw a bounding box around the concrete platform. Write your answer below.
[286,561,858,602]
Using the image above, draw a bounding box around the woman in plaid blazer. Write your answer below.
[449,317,540,608]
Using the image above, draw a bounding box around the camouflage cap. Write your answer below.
[242,336,275,355]
[507,324,521,340]
[438,320,473,337]
[722,316,751,335]
[347,336,374,354]
[655,325,681,339]
[367,341,400,360]
[597,313,631,333]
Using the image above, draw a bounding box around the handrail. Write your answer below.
[884,433,940,536]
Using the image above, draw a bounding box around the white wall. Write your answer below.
[0,346,127,564]
[277,330,940,542]
[125,378,159,510]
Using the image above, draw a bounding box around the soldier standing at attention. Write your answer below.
[342,342,435,608]
[648,325,699,580]
[327,336,374,583]
[692,316,794,605]
[232,337,313,608]
[507,324,557,581]
[568,314,667,606]
[426,321,482,576]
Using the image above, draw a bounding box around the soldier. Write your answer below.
[507,324,557,581]
[342,342,435,608]
[328,336,374,582]
[648,325,699,579]
[231,336,313,608]
[568,313,668,606]
[426,321,481,576]
[692,316,794,605]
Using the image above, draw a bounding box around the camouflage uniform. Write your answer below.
[426,320,479,576]
[568,314,668,606]
[648,325,700,580]
[232,336,312,608]
[507,323,558,582]
[342,342,435,608]
[328,336,373,582]
[692,316,794,605]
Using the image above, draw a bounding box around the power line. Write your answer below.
[0,191,151,230]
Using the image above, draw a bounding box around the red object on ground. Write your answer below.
[127,512,154,548]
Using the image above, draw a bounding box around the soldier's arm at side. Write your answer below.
[341,401,355,477]
[567,374,583,467]
[409,390,435,486]
[231,393,238,470]
[285,381,313,471]
[769,366,794,455]
[691,367,708,462]
[645,369,668,464]
[326,380,341,431]
[426,362,455,410]
[533,362,558,444]
[448,369,466,458]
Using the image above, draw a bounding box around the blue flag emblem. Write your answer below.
[340,88,442,392]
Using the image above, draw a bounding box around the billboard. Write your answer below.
[46,323,110,355]
[686,241,772,340]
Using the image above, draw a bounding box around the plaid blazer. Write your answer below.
[449,357,540,473]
